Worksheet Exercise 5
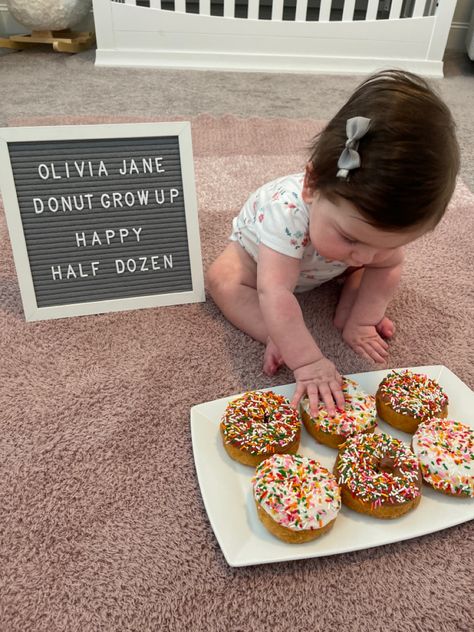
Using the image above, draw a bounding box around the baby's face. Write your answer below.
[304,190,426,266]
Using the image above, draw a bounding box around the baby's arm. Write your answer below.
[343,249,404,362]
[257,244,345,415]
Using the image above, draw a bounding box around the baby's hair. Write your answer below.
[307,69,460,231]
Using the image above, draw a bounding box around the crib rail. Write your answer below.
[93,0,457,77]
[110,0,438,20]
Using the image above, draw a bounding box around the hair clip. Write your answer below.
[336,116,371,180]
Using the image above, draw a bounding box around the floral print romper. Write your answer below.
[230,173,348,292]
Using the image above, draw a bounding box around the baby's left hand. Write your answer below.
[342,321,389,364]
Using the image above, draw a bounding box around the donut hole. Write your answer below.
[377,455,396,474]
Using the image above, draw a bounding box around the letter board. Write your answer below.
[0,122,204,321]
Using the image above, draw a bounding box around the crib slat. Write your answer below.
[413,0,425,18]
[366,0,378,20]
[175,0,186,12]
[424,0,434,16]
[389,0,403,19]
[224,0,235,18]
[149,0,161,8]
[426,0,438,16]
[342,0,356,22]
[200,0,211,16]
[295,0,308,22]
[248,0,259,20]
[271,0,284,21]
[318,0,331,21]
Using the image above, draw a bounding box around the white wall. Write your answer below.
[453,0,473,19]
[448,0,474,50]
[0,0,472,51]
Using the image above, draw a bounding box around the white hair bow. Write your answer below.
[336,116,371,180]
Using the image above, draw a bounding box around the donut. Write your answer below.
[252,453,341,543]
[334,432,422,518]
[412,418,474,497]
[220,390,301,467]
[376,369,448,433]
[300,378,376,448]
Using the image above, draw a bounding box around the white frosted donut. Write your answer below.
[253,453,341,533]
[300,378,376,448]
[412,418,474,497]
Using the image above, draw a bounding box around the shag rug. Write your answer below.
[0,115,473,632]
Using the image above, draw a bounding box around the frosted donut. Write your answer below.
[376,370,448,434]
[220,390,301,467]
[300,378,376,448]
[253,453,341,543]
[334,432,422,519]
[412,419,474,497]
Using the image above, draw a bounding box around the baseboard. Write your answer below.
[95,48,444,78]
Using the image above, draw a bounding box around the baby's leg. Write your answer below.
[206,242,283,374]
[206,242,265,341]
[334,268,395,338]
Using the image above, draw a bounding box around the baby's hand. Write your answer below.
[342,321,389,363]
[291,357,345,417]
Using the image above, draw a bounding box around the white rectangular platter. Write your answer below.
[190,366,474,567]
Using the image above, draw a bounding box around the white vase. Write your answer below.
[7,0,92,31]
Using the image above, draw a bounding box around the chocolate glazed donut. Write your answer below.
[334,433,422,519]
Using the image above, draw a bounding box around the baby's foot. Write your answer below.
[376,316,395,339]
[263,338,284,376]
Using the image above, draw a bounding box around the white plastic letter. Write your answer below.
[33,198,44,214]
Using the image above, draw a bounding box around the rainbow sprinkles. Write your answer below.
[221,390,300,456]
[413,419,474,497]
[253,453,341,531]
[336,433,421,508]
[377,369,448,421]
[301,377,376,436]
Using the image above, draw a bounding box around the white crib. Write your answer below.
[92,0,457,77]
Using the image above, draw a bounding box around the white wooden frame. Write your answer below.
[92,0,457,77]
[0,122,204,321]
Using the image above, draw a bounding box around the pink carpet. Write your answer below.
[0,115,473,631]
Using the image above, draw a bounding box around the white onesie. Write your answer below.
[230,173,348,292]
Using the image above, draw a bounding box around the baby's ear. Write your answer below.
[302,162,315,203]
